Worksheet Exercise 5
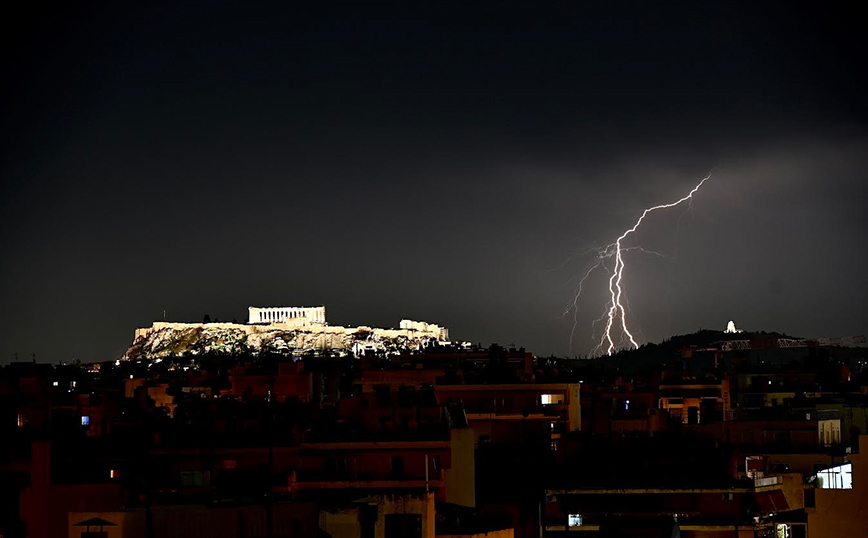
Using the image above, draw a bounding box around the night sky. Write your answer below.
[2,1,867,362]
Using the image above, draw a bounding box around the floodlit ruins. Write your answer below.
[247,305,326,325]
[127,305,450,359]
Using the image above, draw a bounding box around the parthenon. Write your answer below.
[248,306,326,325]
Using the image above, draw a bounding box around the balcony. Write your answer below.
[753,475,782,488]
[293,468,446,491]
[724,408,839,422]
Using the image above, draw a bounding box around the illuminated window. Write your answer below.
[568,514,583,527]
[81,416,90,426]
[745,455,765,478]
[52,381,59,387]
[816,463,852,489]
[179,470,207,487]
[110,469,120,479]
[625,399,630,410]
[541,394,564,405]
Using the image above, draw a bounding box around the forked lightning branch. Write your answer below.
[567,173,711,356]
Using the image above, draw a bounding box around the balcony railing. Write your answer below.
[754,475,782,488]
[725,408,839,422]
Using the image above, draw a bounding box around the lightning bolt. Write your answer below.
[566,173,711,356]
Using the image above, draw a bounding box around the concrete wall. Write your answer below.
[147,384,176,417]
[446,427,476,508]
[20,442,124,538]
[378,493,435,538]
[321,494,435,538]
[759,452,848,477]
[320,509,362,538]
[69,503,318,538]
[67,511,140,538]
[568,384,581,432]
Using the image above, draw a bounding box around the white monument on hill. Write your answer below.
[248,305,326,325]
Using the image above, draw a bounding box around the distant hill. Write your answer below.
[582,329,805,371]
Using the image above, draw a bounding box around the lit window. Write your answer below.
[541,394,564,405]
[81,416,90,426]
[550,441,557,451]
[52,381,59,387]
[568,514,583,527]
[179,470,206,487]
[625,399,630,410]
[110,469,120,479]
[816,463,853,489]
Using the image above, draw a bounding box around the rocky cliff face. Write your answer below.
[123,323,439,360]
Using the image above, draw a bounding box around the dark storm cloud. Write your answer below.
[517,136,868,355]
[1,1,867,361]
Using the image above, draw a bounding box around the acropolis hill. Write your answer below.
[124,305,450,360]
